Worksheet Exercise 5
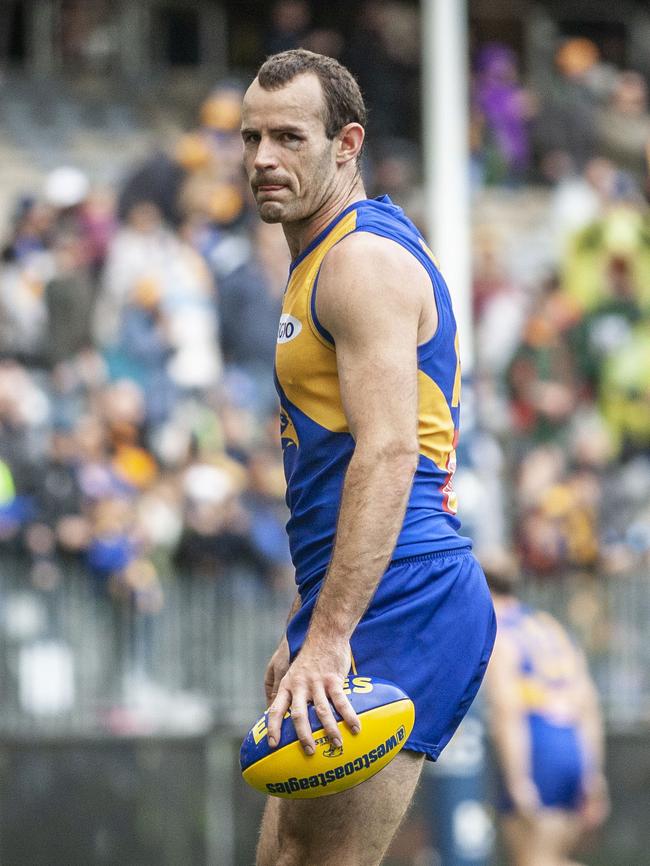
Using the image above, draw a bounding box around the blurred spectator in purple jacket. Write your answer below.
[472,43,536,184]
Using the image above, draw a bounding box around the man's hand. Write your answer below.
[266,637,360,755]
[264,636,291,705]
[580,772,610,830]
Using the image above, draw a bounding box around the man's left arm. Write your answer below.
[574,649,610,828]
[266,232,435,753]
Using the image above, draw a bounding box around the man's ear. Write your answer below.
[336,123,365,165]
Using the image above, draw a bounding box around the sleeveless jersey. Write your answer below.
[274,195,470,589]
[498,602,583,725]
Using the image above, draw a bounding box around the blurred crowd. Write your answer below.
[0,83,295,612]
[470,36,650,579]
[0,4,649,623]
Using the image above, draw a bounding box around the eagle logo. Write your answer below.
[322,741,344,758]
[280,410,299,449]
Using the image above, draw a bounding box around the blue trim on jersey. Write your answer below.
[289,199,363,273]
[309,271,335,346]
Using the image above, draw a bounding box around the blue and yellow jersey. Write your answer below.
[275,195,470,590]
[498,602,583,726]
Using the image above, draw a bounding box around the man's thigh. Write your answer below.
[256,749,425,866]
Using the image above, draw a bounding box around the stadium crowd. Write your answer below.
[0,6,648,627]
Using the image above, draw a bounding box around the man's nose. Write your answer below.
[254,137,279,171]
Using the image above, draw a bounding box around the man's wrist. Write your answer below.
[308,607,356,644]
[304,625,351,652]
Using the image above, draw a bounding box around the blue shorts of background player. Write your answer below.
[287,548,497,761]
[497,714,587,811]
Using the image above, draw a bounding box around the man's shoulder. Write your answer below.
[320,228,428,286]
[314,228,428,339]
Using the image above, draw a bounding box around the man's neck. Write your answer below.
[283,179,366,261]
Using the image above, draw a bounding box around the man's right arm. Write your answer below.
[485,634,541,816]
[264,592,301,704]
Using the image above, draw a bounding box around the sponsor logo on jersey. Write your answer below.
[277,314,302,343]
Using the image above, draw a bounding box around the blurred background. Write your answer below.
[0,0,648,864]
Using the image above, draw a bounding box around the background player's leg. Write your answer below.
[535,809,585,866]
[501,810,585,866]
[256,749,424,866]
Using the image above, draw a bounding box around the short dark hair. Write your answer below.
[256,49,367,139]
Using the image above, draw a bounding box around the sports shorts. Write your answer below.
[498,714,586,811]
[286,548,497,761]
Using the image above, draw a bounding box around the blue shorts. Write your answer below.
[498,714,586,812]
[287,549,496,761]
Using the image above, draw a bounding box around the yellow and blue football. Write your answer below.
[240,675,415,798]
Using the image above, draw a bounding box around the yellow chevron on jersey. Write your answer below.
[452,333,461,408]
[275,211,357,433]
[417,370,456,471]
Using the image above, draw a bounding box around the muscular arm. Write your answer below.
[306,234,431,644]
[266,232,436,752]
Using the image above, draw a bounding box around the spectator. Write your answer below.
[506,276,581,447]
[44,232,96,368]
[599,320,650,459]
[97,200,222,397]
[562,199,650,312]
[534,38,604,172]
[597,71,650,190]
[0,204,54,365]
[217,220,288,412]
[264,0,312,57]
[472,43,535,184]
[346,0,419,140]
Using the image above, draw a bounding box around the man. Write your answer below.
[241,49,496,866]
[482,549,609,866]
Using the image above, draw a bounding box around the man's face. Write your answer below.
[241,73,337,224]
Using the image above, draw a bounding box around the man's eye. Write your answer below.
[282,133,300,143]
[243,133,260,144]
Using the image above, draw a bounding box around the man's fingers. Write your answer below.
[264,668,275,705]
[312,684,343,748]
[290,691,315,755]
[264,663,282,705]
[265,682,279,705]
[266,685,291,747]
[328,682,361,734]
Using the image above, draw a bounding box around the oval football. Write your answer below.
[240,676,415,799]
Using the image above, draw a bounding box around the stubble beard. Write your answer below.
[257,193,310,226]
[258,201,285,223]
[255,146,334,226]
